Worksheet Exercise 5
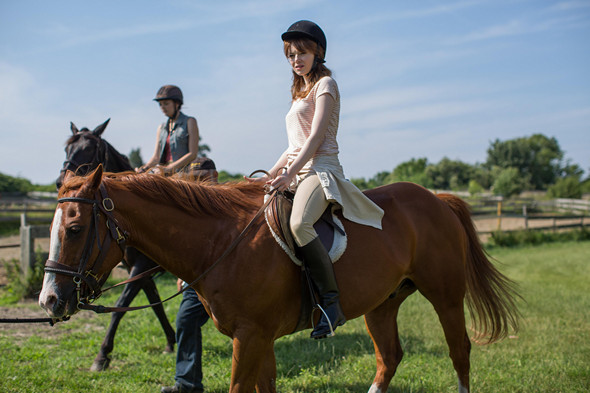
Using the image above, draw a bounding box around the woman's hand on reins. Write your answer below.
[269,172,293,192]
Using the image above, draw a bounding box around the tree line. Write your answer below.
[350,134,589,198]
[1,133,588,198]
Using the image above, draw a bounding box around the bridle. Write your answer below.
[44,182,127,310]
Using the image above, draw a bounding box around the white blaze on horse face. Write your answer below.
[49,207,63,261]
[39,207,63,309]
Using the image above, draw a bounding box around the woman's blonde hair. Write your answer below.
[284,38,332,100]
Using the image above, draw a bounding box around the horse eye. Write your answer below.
[67,225,82,235]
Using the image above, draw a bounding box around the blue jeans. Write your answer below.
[175,287,209,391]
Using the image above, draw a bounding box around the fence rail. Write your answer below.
[476,213,588,235]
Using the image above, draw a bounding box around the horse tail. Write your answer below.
[437,193,521,344]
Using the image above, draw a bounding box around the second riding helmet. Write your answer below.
[154,85,183,105]
[281,20,327,55]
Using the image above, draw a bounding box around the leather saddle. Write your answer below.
[265,190,346,263]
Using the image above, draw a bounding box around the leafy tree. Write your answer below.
[350,177,370,190]
[559,161,584,180]
[492,167,524,197]
[390,158,432,187]
[128,148,143,169]
[425,157,473,190]
[547,177,582,199]
[485,134,562,190]
[198,135,211,158]
[217,170,244,183]
[471,164,494,189]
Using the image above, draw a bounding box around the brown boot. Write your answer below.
[300,237,346,339]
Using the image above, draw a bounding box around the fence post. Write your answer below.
[19,213,51,278]
[523,205,528,230]
[20,213,34,278]
[497,200,503,230]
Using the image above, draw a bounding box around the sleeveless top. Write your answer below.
[158,112,191,164]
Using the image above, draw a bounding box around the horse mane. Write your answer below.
[61,172,264,218]
[102,139,133,171]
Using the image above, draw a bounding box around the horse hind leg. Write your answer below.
[419,284,471,392]
[436,302,471,393]
[365,279,416,393]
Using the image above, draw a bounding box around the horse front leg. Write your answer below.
[229,329,276,393]
[90,280,142,371]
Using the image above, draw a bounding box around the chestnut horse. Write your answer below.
[39,166,519,393]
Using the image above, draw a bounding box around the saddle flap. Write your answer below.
[265,191,346,264]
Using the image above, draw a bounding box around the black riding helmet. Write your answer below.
[281,20,327,56]
[154,85,183,105]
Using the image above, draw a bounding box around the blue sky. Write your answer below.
[1,0,588,185]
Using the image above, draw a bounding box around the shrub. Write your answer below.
[489,227,590,248]
[547,177,583,199]
[0,247,46,304]
[468,180,484,196]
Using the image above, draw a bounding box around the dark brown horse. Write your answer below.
[39,166,519,393]
[57,119,176,371]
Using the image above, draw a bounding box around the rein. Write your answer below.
[48,175,279,315]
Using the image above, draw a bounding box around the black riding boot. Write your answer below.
[300,237,346,339]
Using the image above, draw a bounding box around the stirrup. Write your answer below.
[311,304,336,338]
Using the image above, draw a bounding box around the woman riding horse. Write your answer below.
[246,20,384,340]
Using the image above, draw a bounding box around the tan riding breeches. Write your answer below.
[290,174,330,247]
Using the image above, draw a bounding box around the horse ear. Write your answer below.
[92,118,111,137]
[82,165,104,193]
[70,122,80,135]
[64,170,75,183]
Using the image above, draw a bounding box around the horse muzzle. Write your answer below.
[38,272,79,319]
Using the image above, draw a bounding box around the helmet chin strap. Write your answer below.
[168,103,180,122]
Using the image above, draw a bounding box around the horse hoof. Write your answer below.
[90,357,110,372]
[163,343,174,354]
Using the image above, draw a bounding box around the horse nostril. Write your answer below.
[40,293,57,312]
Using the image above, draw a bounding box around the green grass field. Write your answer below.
[1,241,589,392]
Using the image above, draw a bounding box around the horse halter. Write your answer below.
[44,183,128,310]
